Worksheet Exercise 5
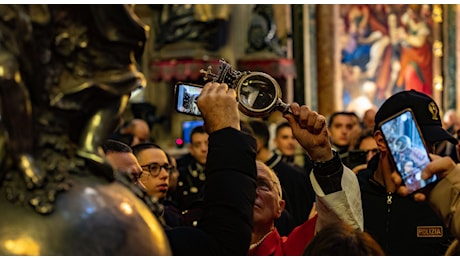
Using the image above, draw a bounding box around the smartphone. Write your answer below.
[348,150,368,168]
[379,108,435,194]
[174,82,203,117]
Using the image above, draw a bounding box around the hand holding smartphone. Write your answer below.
[379,108,436,194]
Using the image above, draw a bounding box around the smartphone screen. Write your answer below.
[174,82,203,117]
[379,108,435,194]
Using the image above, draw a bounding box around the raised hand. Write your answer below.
[196,82,240,134]
[283,103,333,162]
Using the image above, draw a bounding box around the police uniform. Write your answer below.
[174,160,207,212]
[357,155,453,255]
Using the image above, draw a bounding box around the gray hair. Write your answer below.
[255,160,282,200]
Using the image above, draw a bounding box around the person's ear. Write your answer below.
[374,130,387,152]
[276,199,286,218]
[137,179,147,192]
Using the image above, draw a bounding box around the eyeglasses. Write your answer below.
[140,163,175,178]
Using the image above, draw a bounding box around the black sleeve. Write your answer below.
[311,150,344,194]
[166,127,257,255]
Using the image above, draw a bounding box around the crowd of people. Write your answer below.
[6,4,460,257]
[99,81,460,256]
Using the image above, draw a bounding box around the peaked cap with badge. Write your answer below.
[374,89,457,145]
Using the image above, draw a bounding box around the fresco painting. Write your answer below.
[339,4,435,117]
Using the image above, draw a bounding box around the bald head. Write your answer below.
[362,108,376,130]
[122,119,150,146]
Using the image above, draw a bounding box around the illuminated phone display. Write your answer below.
[175,82,203,117]
[379,108,435,194]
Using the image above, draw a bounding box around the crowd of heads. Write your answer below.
[97,87,460,256]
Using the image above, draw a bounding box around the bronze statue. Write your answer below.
[0,5,171,255]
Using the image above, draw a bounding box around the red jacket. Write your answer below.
[248,214,317,256]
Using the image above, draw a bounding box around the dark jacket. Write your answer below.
[357,155,453,256]
[165,127,257,256]
[173,158,206,211]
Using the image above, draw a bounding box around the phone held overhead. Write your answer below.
[175,83,203,116]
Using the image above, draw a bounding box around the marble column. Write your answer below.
[315,4,341,117]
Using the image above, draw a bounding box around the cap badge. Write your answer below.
[428,102,439,120]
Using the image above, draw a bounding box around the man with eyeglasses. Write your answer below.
[249,102,364,255]
[248,119,315,236]
[102,139,165,222]
[132,143,175,202]
[249,160,317,255]
[132,142,185,228]
[166,82,362,255]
